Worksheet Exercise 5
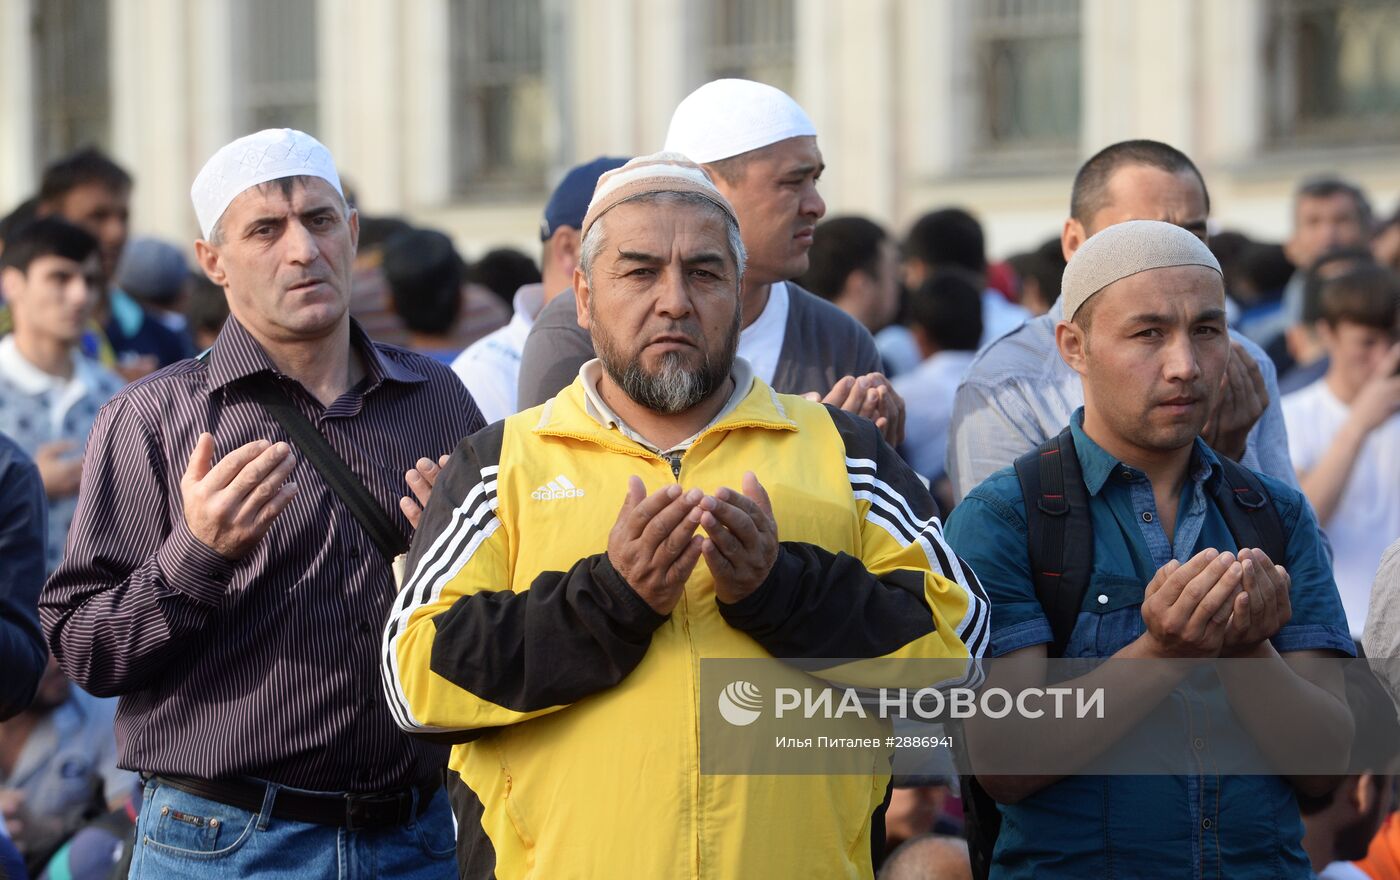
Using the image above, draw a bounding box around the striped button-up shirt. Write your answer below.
[40,317,483,792]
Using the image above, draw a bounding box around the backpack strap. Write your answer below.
[1013,427,1095,659]
[1209,455,1288,565]
[963,428,1096,880]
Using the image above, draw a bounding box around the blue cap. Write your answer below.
[540,156,630,240]
[116,237,190,305]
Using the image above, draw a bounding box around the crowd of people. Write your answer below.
[0,76,1397,880]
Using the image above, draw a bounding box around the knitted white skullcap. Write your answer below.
[581,152,738,242]
[663,79,817,164]
[190,129,343,240]
[1061,220,1222,320]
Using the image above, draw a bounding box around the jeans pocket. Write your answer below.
[412,790,457,861]
[139,785,258,861]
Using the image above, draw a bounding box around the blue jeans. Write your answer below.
[128,777,456,879]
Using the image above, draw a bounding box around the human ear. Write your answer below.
[193,240,227,288]
[1056,319,1089,376]
[0,266,23,297]
[574,266,592,331]
[1061,217,1085,262]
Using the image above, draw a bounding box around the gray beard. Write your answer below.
[610,349,726,414]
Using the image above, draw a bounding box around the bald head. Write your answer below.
[878,835,972,880]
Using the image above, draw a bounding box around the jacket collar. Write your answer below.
[534,366,798,457]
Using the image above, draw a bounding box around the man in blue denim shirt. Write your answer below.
[946,220,1354,879]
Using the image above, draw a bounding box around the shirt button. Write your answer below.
[1142,511,1154,523]
[1096,594,1109,605]
[1201,818,1213,830]
[1193,737,1205,750]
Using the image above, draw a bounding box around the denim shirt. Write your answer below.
[945,409,1353,879]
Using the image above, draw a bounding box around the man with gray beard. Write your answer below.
[382,153,987,878]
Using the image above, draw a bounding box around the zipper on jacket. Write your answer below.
[665,452,682,481]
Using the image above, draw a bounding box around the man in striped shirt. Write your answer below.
[39,129,478,879]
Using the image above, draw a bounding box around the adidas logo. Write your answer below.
[531,474,586,501]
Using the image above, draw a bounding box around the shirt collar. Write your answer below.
[0,335,102,396]
[512,283,546,323]
[578,357,757,454]
[204,316,426,391]
[1069,407,1221,495]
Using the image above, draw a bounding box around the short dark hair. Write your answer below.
[0,217,100,273]
[1236,242,1295,302]
[797,216,888,302]
[903,208,986,274]
[1302,247,1378,323]
[382,228,463,335]
[1070,140,1210,226]
[184,271,229,340]
[1007,238,1067,308]
[1317,264,1400,332]
[0,197,40,247]
[908,268,983,352]
[1294,175,1373,229]
[704,152,755,187]
[469,248,541,307]
[357,216,414,254]
[38,147,133,204]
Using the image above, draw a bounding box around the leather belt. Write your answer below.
[150,774,439,831]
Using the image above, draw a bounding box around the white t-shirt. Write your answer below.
[1282,379,1400,634]
[452,283,546,424]
[737,281,790,386]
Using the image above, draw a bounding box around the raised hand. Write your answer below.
[1201,341,1268,461]
[181,433,299,559]
[34,439,83,499]
[1346,343,1400,435]
[400,454,451,529]
[803,373,906,445]
[607,477,705,615]
[1222,547,1292,655]
[1139,548,1244,658]
[700,472,779,605]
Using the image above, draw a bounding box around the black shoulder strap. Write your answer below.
[965,428,1095,880]
[1209,456,1287,565]
[245,374,409,562]
[1013,427,1094,659]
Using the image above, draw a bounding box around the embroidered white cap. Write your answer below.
[580,152,737,242]
[190,129,343,240]
[663,79,817,164]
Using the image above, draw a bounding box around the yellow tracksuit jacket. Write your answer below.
[381,376,988,879]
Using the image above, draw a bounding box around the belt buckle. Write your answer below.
[344,792,407,832]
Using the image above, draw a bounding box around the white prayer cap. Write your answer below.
[663,79,817,164]
[1061,220,1222,320]
[190,129,344,240]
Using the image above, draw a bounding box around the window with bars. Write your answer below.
[235,0,320,135]
[33,0,112,163]
[1266,0,1400,147]
[970,0,1081,157]
[701,0,796,94]
[449,0,548,197]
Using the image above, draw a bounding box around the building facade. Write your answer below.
[1,0,1397,260]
